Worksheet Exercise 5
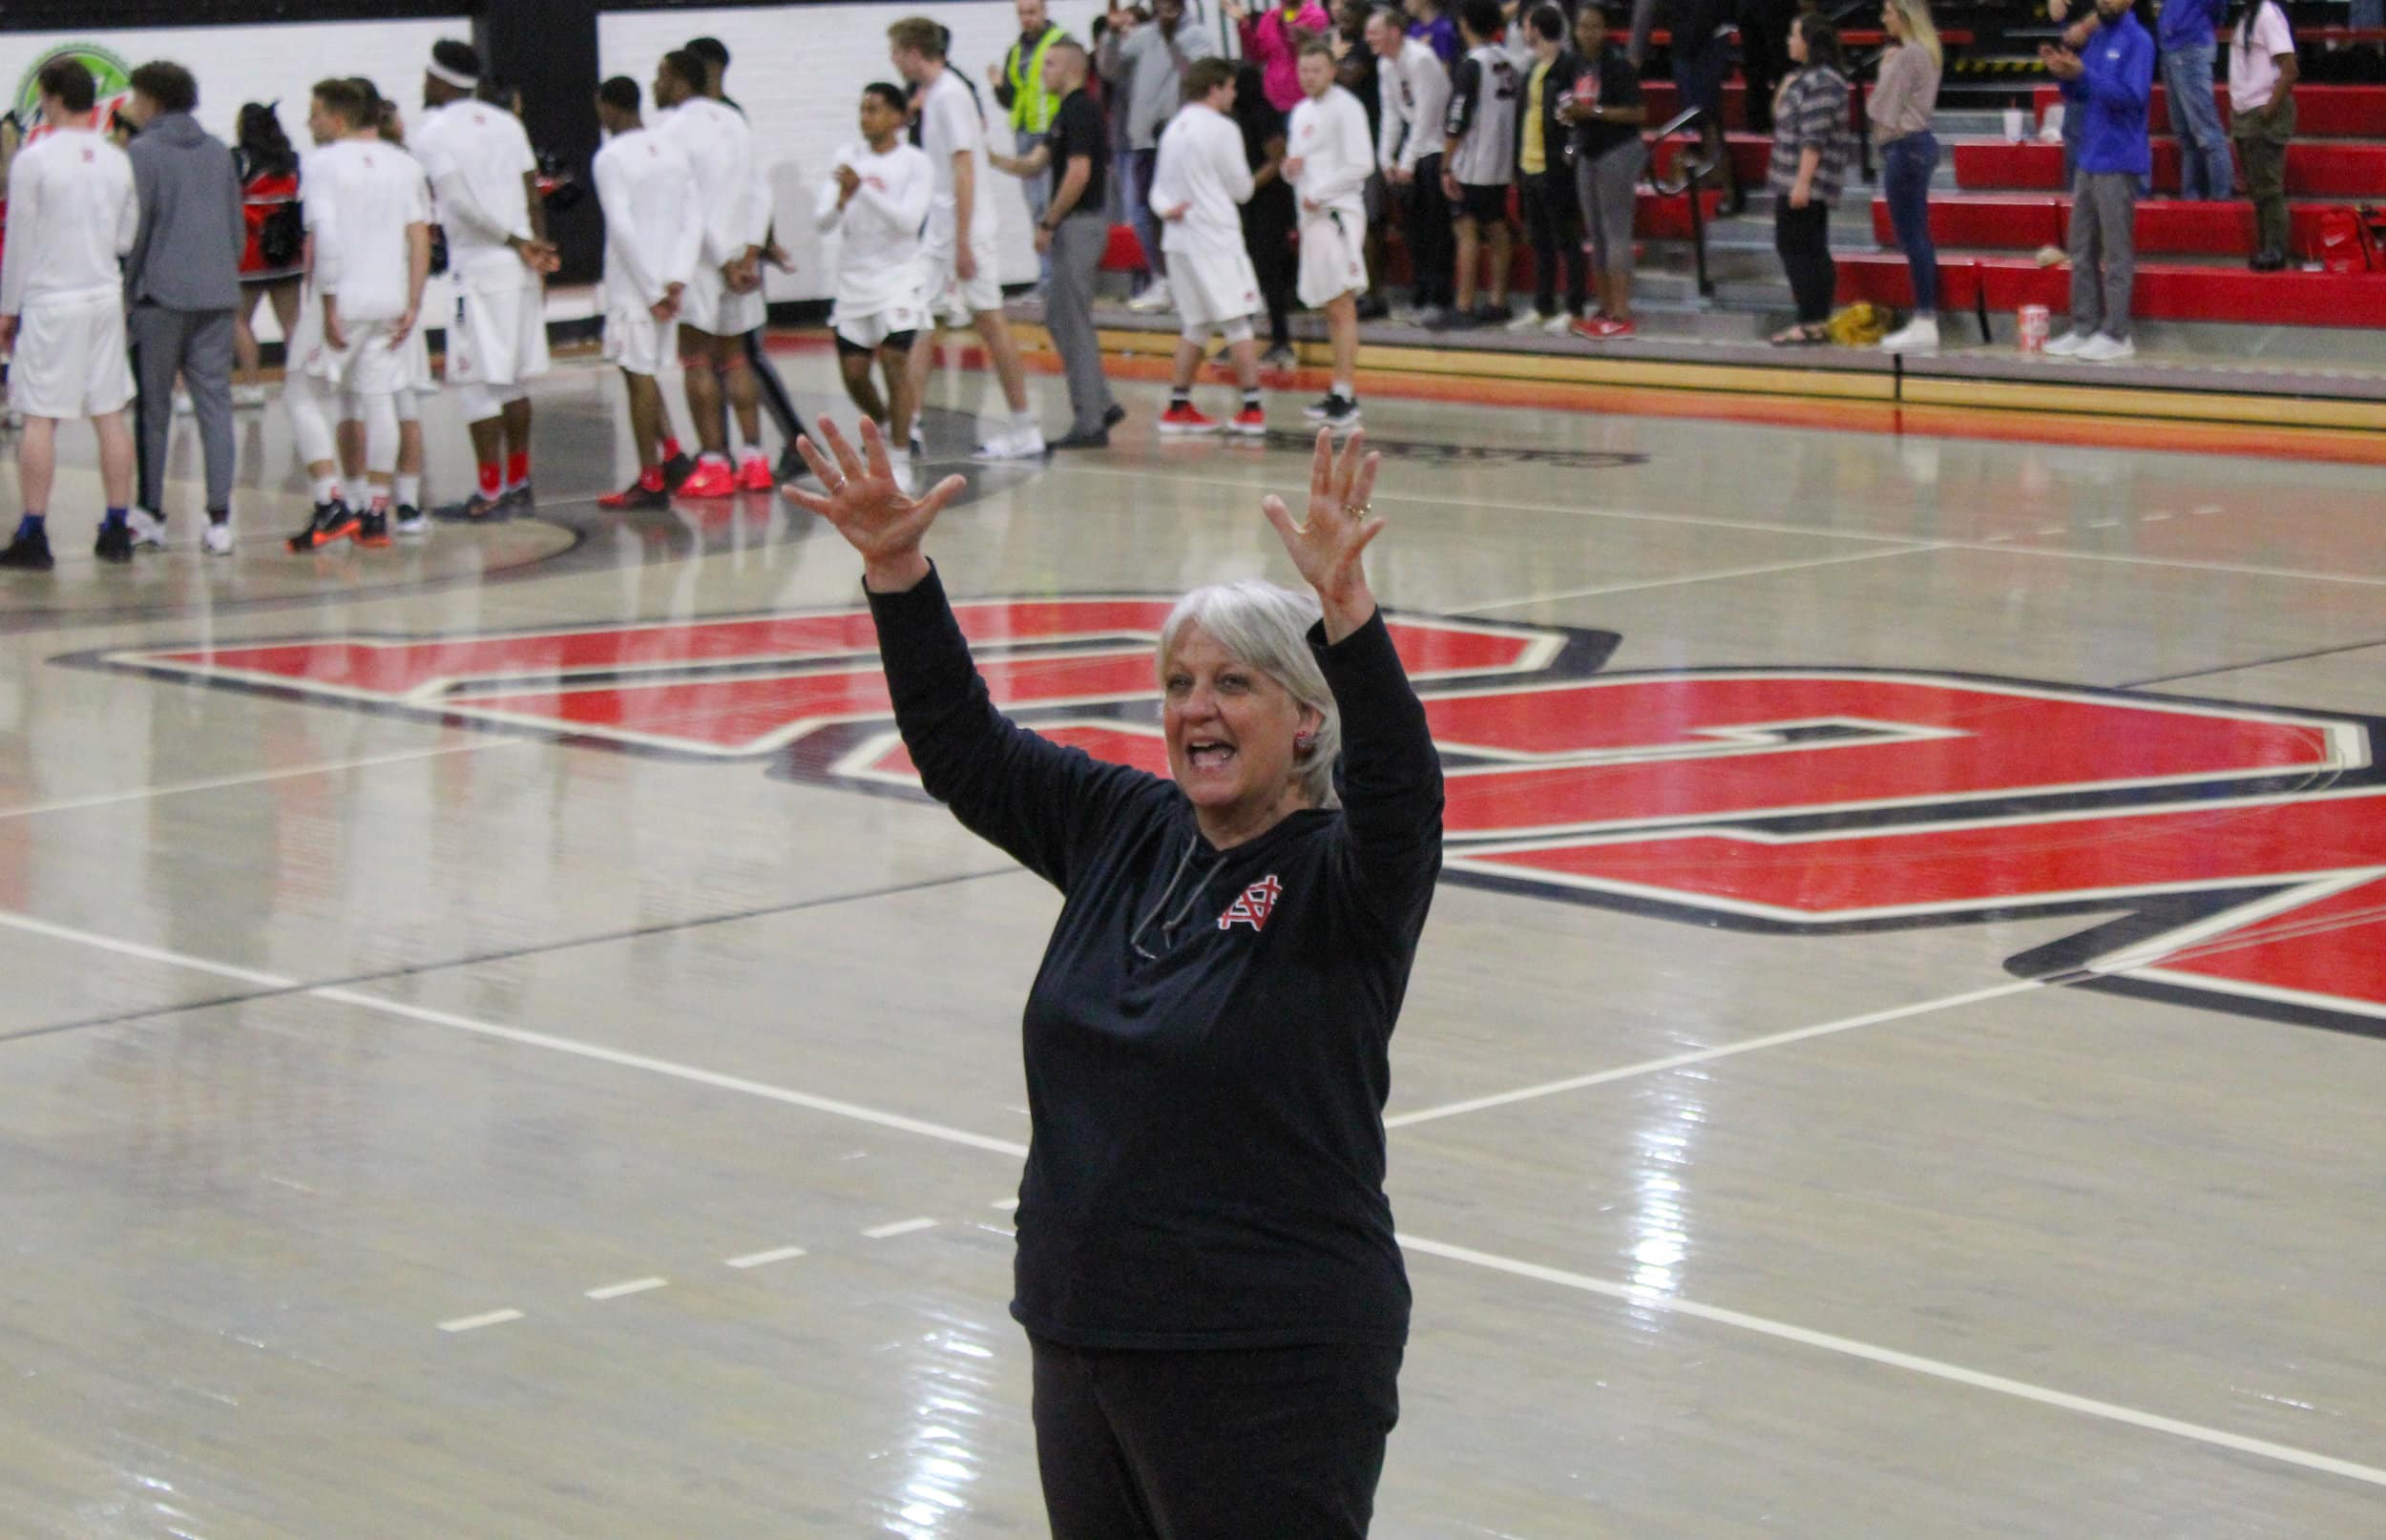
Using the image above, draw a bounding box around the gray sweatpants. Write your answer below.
[1019,128,1054,287]
[1045,213,1119,437]
[2067,172,2137,343]
[128,303,236,514]
[1576,137,1647,278]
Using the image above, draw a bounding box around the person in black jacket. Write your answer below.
[786,416,1441,1540]
[1512,5,1587,332]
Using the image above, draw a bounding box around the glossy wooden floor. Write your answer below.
[4,350,2384,1538]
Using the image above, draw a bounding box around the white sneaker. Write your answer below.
[885,449,919,495]
[201,520,235,556]
[232,384,269,410]
[1543,312,1577,337]
[1880,317,1940,355]
[971,427,1047,462]
[125,508,169,550]
[1126,279,1172,313]
[2076,333,2136,364]
[1504,310,1546,334]
[392,507,429,539]
[2042,329,2090,358]
[1389,304,1425,324]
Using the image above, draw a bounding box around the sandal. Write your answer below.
[1769,323,1831,346]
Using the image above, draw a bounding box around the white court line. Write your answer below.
[438,1308,526,1334]
[585,1277,669,1301]
[309,989,1031,1157]
[1453,547,1935,615]
[862,1217,938,1240]
[1385,980,2044,1129]
[0,911,299,990]
[0,739,524,822]
[724,1245,807,1269]
[1395,1234,2386,1492]
[19,907,2382,1488]
[989,1197,1019,1212]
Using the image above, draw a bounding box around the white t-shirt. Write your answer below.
[1376,37,1453,176]
[1288,86,1374,221]
[812,138,933,315]
[411,99,536,288]
[916,70,998,257]
[0,129,137,313]
[303,136,431,323]
[2229,3,2295,113]
[656,97,769,273]
[594,126,702,310]
[1149,104,1254,262]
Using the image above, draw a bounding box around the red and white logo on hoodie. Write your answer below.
[1217,875,1284,932]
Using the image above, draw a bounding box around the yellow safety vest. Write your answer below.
[1005,25,1071,134]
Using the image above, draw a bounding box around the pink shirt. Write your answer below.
[1243,3,1333,112]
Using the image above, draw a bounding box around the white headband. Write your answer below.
[426,59,478,90]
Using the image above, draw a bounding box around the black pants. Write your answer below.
[1774,199,1836,324]
[1401,153,1453,310]
[1031,1336,1402,1539]
[1517,169,1586,319]
[1244,190,1299,348]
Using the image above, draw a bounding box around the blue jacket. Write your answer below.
[2062,10,2155,177]
[2156,0,2226,52]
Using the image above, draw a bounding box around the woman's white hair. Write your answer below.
[1157,580,1342,809]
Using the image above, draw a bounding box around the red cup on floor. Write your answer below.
[2018,304,2051,355]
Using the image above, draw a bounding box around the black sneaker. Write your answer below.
[660,451,695,489]
[774,444,805,486]
[1102,402,1127,429]
[94,522,135,564]
[498,484,534,514]
[0,527,55,571]
[355,508,391,548]
[287,500,361,552]
[1472,301,1511,325]
[1308,395,1365,431]
[1355,295,1390,321]
[392,505,429,538]
[431,491,508,523]
[1049,427,1111,450]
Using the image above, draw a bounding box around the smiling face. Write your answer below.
[1162,623,1322,838]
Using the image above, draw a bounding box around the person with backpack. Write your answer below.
[2229,0,2297,271]
[234,103,303,410]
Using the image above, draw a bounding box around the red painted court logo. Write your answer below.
[1218,876,1284,932]
[89,599,2386,1037]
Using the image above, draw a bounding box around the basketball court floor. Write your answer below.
[3,347,2383,1537]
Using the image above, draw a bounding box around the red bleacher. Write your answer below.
[1867,197,2353,261]
[1953,138,2386,198]
[2030,81,2386,139]
[1836,254,2386,326]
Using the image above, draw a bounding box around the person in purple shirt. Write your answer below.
[1404,0,1462,63]
[2157,0,2233,199]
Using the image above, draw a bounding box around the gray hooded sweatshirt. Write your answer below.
[124,111,243,311]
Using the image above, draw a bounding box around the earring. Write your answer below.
[1294,731,1316,752]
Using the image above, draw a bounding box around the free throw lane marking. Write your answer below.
[438,1309,525,1334]
[724,1246,807,1269]
[1396,1234,2386,1491]
[584,1277,669,1301]
[862,1217,937,1239]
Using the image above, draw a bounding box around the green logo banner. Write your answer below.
[13,42,135,129]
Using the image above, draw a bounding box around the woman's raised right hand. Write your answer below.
[782,417,967,591]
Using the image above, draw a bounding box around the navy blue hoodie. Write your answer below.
[869,567,1443,1349]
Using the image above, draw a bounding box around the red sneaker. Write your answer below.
[1229,406,1267,437]
[675,459,740,499]
[1158,403,1220,436]
[597,479,669,510]
[736,455,774,492]
[1591,317,1638,339]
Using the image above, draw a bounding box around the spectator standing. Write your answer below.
[2229,0,2295,271]
[1369,7,1455,324]
[1101,0,1220,314]
[1511,5,1585,335]
[1561,4,1647,338]
[1766,13,1852,345]
[1406,0,1463,63]
[1633,0,1746,211]
[120,61,244,555]
[232,103,302,410]
[1873,0,1945,355]
[0,60,139,571]
[2157,0,2232,200]
[2042,0,2153,362]
[1286,39,1374,427]
[1150,58,1271,435]
[1229,61,1304,366]
[992,0,1075,281]
[1438,0,1521,328]
[1235,0,1338,112]
[991,42,1125,448]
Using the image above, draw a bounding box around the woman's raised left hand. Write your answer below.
[1262,429,1384,641]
